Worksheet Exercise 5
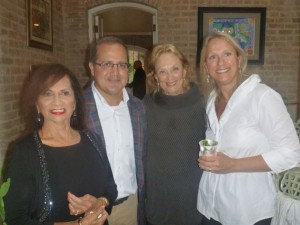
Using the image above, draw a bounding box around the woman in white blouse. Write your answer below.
[197,31,300,225]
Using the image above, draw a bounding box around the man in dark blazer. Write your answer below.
[84,36,146,225]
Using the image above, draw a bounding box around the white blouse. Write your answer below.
[197,74,300,225]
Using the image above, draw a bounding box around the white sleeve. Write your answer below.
[258,88,300,173]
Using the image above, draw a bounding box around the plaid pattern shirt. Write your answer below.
[84,85,146,225]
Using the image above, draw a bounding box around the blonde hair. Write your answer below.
[145,43,192,93]
[199,32,248,92]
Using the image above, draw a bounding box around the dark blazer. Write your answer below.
[84,85,147,225]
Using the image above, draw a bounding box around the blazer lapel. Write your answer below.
[84,86,106,149]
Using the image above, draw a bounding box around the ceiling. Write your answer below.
[97,7,153,34]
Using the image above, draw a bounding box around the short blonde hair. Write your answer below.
[145,44,192,93]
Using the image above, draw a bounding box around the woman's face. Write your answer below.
[205,37,241,89]
[36,75,76,128]
[154,52,187,96]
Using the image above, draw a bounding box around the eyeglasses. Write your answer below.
[94,61,130,70]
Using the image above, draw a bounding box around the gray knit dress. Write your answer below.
[144,83,206,225]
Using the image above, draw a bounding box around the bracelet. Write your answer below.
[77,217,83,225]
[99,197,109,206]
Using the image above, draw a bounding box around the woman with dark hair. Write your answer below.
[4,63,117,225]
[21,64,86,132]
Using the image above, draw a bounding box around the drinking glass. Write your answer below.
[199,139,218,156]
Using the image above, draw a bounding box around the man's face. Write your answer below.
[89,43,129,104]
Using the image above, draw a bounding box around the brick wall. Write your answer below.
[64,0,300,103]
[0,0,65,168]
[0,0,299,167]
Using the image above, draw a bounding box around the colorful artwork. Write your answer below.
[208,17,255,56]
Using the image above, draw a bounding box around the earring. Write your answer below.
[157,82,160,92]
[37,113,41,123]
[206,74,210,83]
[71,111,77,127]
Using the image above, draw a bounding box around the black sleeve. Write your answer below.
[4,138,53,225]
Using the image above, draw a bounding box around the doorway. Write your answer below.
[88,2,157,94]
[88,2,157,46]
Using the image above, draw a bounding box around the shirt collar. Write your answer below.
[92,81,129,107]
[208,74,262,110]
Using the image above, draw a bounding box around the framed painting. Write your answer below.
[27,0,53,51]
[197,7,266,65]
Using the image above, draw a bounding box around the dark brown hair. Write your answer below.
[89,36,129,64]
[21,63,85,133]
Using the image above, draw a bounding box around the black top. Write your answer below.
[144,83,206,225]
[129,67,146,99]
[45,133,111,221]
[4,131,117,225]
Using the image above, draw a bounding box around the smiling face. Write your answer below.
[154,52,187,96]
[89,43,129,105]
[36,75,76,128]
[205,37,241,89]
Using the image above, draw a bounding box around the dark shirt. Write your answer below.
[45,133,113,221]
[129,67,146,99]
[4,131,117,225]
[144,83,206,225]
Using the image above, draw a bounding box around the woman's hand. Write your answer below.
[77,206,108,225]
[68,192,96,215]
[67,192,109,225]
[198,152,271,173]
[67,192,109,216]
[198,152,235,174]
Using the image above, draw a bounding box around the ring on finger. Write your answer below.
[88,211,95,214]
[97,213,102,219]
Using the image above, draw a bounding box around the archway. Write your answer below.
[88,2,158,45]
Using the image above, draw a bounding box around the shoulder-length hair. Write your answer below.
[21,63,85,133]
[199,31,248,92]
